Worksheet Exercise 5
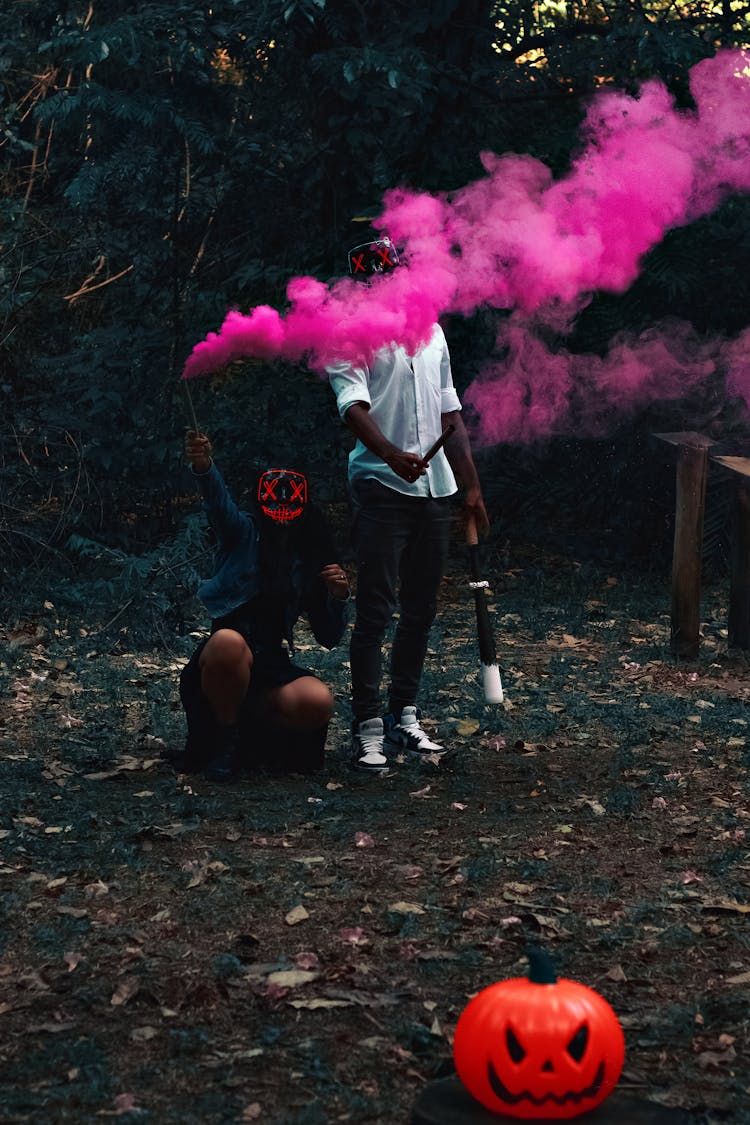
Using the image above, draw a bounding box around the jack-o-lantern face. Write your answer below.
[453,948,625,1120]
[257,469,308,524]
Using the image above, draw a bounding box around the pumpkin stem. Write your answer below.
[527,945,558,984]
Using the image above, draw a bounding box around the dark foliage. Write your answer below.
[1,0,749,624]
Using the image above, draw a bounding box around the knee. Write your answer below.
[285,680,334,728]
[300,681,334,727]
[352,603,393,638]
[397,601,438,630]
[200,629,252,671]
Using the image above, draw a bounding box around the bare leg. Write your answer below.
[199,629,253,725]
[265,676,334,730]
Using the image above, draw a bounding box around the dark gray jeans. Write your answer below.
[350,478,452,722]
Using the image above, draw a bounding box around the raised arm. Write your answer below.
[184,430,250,546]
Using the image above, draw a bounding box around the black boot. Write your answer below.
[204,724,242,782]
[163,740,210,774]
[274,723,328,774]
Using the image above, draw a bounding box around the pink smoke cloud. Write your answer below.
[182,49,750,434]
[724,328,750,405]
[463,318,724,445]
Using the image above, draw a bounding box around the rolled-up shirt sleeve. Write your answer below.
[438,332,462,414]
[327,360,371,419]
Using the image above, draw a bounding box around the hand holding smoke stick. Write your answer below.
[422,424,502,703]
[388,423,455,483]
[465,511,503,704]
[184,429,212,474]
[181,379,210,472]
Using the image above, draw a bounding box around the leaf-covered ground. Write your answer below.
[1,541,749,1124]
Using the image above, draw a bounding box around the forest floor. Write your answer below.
[1,537,749,1124]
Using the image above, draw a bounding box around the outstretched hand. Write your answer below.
[185,430,212,473]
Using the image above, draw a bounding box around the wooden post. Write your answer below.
[711,456,750,651]
[653,433,714,660]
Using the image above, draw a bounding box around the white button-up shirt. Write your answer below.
[327,324,461,498]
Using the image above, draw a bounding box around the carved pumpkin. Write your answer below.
[453,947,625,1119]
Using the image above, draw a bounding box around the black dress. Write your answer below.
[178,509,347,773]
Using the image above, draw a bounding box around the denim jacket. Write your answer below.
[192,462,347,652]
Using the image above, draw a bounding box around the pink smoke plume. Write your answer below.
[182,48,750,400]
[463,317,728,444]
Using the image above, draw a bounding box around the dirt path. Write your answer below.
[0,547,748,1123]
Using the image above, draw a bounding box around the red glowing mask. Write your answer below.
[257,469,308,523]
[347,236,400,277]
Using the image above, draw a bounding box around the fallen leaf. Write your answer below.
[110,977,140,1007]
[702,899,750,915]
[267,969,318,988]
[696,1050,733,1070]
[84,880,109,898]
[456,718,480,736]
[111,1093,140,1115]
[389,901,426,915]
[504,882,535,896]
[285,905,310,926]
[294,951,319,970]
[725,970,750,985]
[355,832,375,848]
[485,736,506,751]
[129,1025,158,1043]
[605,964,628,982]
[338,927,369,946]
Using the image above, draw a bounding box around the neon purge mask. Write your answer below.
[257,469,308,524]
[348,236,400,278]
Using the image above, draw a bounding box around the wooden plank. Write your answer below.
[671,442,709,659]
[653,431,716,449]
[711,455,750,480]
[729,481,750,649]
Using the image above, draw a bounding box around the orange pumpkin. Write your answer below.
[453,947,625,1119]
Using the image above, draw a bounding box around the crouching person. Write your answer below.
[173,431,349,782]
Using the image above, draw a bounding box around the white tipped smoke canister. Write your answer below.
[465,514,503,704]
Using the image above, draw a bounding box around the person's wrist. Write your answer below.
[329,584,351,602]
[191,458,212,475]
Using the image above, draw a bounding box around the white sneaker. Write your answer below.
[384,706,447,759]
[351,717,388,772]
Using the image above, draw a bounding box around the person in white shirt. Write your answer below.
[327,237,489,771]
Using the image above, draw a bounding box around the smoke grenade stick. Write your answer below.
[182,381,200,434]
[466,513,504,704]
[423,423,456,464]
